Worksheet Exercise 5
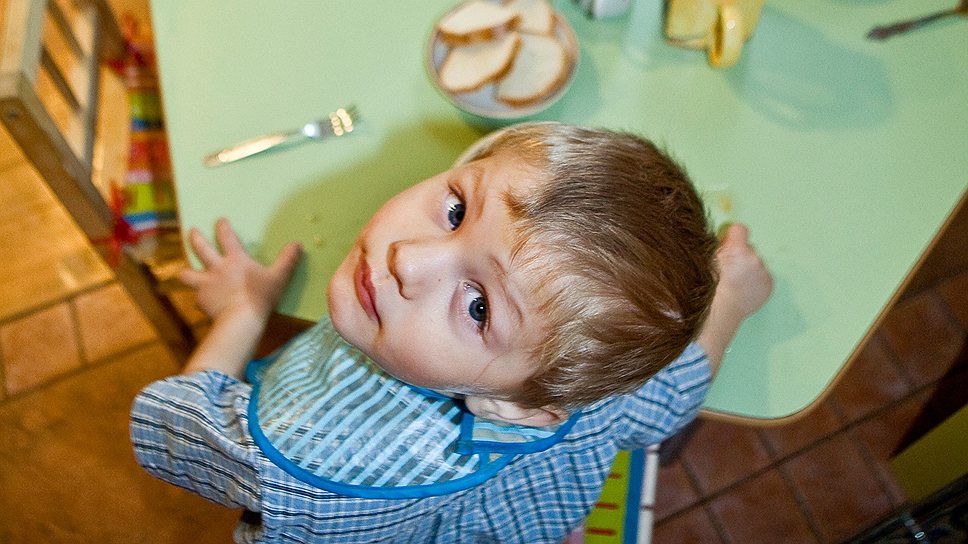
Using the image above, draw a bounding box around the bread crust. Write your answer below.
[439,33,523,94]
[437,1,520,45]
[503,0,555,36]
[496,33,571,106]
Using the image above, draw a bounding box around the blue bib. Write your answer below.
[246,317,579,499]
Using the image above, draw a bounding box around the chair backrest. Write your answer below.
[0,0,123,235]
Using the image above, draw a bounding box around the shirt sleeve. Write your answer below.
[130,370,262,511]
[612,342,713,450]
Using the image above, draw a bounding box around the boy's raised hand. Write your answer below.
[178,218,302,377]
[713,224,773,322]
[698,223,773,374]
[178,218,302,322]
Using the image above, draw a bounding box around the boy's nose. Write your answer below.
[387,238,453,299]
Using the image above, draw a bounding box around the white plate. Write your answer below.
[426,3,579,120]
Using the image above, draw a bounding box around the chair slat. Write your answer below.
[40,46,81,111]
[0,0,46,82]
[47,0,84,58]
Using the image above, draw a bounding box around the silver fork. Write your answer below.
[867,0,968,40]
[203,105,358,167]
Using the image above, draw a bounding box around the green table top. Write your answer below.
[151,0,968,421]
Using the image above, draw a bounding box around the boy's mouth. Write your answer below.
[355,254,380,324]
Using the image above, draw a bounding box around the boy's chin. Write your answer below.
[325,274,354,337]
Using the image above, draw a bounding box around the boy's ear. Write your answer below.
[464,396,569,427]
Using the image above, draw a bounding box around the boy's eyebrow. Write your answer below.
[469,168,525,347]
[489,254,525,340]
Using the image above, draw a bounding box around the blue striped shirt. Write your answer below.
[130,343,711,543]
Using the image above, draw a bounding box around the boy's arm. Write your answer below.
[177,218,302,378]
[697,224,773,375]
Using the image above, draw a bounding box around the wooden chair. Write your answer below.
[0,0,194,358]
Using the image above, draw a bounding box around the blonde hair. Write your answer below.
[467,123,718,411]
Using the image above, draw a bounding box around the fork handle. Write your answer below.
[204,131,302,167]
[867,8,959,40]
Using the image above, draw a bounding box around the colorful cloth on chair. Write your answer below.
[116,32,178,237]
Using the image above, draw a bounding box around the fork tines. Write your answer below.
[329,105,358,136]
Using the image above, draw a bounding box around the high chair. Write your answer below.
[0,0,194,358]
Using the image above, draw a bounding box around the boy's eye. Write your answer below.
[462,283,487,328]
[445,193,465,230]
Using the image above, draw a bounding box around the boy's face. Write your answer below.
[328,154,547,401]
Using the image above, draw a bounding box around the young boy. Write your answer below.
[131,122,772,543]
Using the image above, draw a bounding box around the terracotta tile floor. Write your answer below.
[652,211,968,543]
[1,2,966,543]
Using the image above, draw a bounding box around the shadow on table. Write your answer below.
[703,271,810,422]
[724,5,893,130]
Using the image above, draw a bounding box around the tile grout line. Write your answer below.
[656,448,705,524]
[0,278,118,329]
[668,403,927,542]
[874,293,964,428]
[898,263,968,304]
[870,330,919,398]
[763,388,941,467]
[655,277,968,534]
[837,430,915,543]
[670,439,750,543]
[67,294,91,366]
[773,459,826,543]
[0,319,6,402]
[701,503,733,544]
[882,289,964,390]
[755,427,826,543]
[933,285,968,336]
[845,420,912,514]
[0,336,162,406]
[657,269,967,529]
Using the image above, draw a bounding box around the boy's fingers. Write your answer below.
[189,227,222,266]
[215,218,246,254]
[177,267,205,288]
[269,242,303,282]
[720,223,750,248]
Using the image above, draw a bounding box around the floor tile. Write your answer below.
[937,270,968,329]
[782,433,896,543]
[0,163,113,321]
[0,343,238,544]
[654,458,700,522]
[901,198,968,296]
[923,355,968,426]
[852,388,941,461]
[831,333,913,423]
[851,390,936,505]
[759,399,844,460]
[74,283,157,363]
[652,506,725,544]
[879,292,965,389]
[0,125,24,172]
[1,303,82,395]
[708,469,818,543]
[679,418,772,496]
[165,284,209,327]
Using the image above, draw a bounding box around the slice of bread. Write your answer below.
[437,0,519,44]
[496,33,569,106]
[439,32,522,93]
[504,0,555,35]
